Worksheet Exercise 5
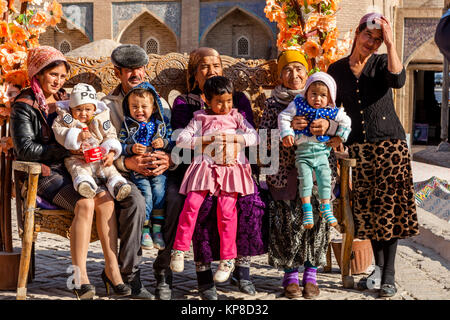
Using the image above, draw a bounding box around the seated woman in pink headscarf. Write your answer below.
[10,46,131,299]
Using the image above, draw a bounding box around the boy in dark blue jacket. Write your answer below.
[119,82,173,250]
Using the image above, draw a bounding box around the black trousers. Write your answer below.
[371,238,398,285]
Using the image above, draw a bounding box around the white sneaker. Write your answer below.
[214,259,235,283]
[170,250,185,273]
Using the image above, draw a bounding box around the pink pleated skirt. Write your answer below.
[179,157,255,196]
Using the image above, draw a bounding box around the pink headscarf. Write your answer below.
[27,46,68,117]
[350,12,386,54]
[358,12,384,29]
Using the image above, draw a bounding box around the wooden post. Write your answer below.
[3,146,13,253]
[16,172,39,300]
[0,125,5,252]
[441,1,450,143]
[339,158,356,288]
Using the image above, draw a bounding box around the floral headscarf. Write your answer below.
[27,46,68,117]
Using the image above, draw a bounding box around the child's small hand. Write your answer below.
[103,151,115,167]
[151,138,164,149]
[282,136,294,147]
[132,143,147,155]
[78,130,91,142]
[326,136,343,149]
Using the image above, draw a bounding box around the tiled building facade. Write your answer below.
[38,0,447,140]
[39,0,423,59]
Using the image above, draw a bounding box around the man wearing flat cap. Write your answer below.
[102,44,172,300]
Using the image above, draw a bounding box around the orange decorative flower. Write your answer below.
[306,0,322,5]
[305,14,320,33]
[26,35,40,48]
[322,29,338,52]
[5,69,28,87]
[330,0,340,11]
[0,136,14,153]
[303,39,321,58]
[0,20,9,38]
[265,0,349,73]
[0,107,12,117]
[10,24,28,44]
[30,11,49,26]
[7,0,17,13]
[48,0,63,27]
[318,15,336,32]
[0,0,8,16]
[0,84,9,106]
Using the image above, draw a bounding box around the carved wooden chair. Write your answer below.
[11,53,357,300]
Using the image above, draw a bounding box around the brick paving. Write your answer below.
[1,205,449,301]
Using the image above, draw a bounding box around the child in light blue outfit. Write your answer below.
[119,82,173,250]
[278,72,351,229]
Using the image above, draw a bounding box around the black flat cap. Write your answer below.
[111,44,149,69]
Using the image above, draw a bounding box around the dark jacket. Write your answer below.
[118,82,173,156]
[327,54,406,145]
[435,9,450,61]
[9,88,70,165]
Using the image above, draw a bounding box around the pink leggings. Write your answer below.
[173,190,238,260]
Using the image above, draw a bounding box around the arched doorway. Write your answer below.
[201,6,276,60]
[117,10,178,55]
[38,17,90,52]
[405,38,446,145]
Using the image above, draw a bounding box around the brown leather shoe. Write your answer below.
[303,282,320,299]
[284,283,302,299]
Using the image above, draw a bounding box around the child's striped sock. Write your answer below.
[319,203,337,226]
[302,203,314,229]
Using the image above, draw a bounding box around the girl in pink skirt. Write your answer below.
[170,76,259,283]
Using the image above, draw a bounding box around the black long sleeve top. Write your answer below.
[327,53,406,145]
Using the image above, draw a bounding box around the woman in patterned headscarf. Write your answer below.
[153,47,266,300]
[10,46,130,299]
[259,50,341,299]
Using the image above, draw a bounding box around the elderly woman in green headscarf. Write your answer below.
[259,50,340,299]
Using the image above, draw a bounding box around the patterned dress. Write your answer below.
[259,95,338,269]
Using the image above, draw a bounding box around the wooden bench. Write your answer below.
[4,52,356,299]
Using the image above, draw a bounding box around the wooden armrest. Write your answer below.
[13,161,42,175]
[339,158,356,168]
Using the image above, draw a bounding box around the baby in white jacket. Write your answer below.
[52,83,131,201]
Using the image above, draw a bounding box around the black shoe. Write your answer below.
[154,269,173,300]
[101,270,132,297]
[198,284,218,300]
[230,276,256,295]
[125,271,155,300]
[357,265,382,290]
[379,284,397,298]
[73,284,96,300]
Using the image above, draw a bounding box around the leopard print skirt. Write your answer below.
[348,139,419,241]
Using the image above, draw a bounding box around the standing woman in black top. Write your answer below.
[327,13,419,298]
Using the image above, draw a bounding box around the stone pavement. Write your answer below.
[1,206,449,301]
[0,159,449,301]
